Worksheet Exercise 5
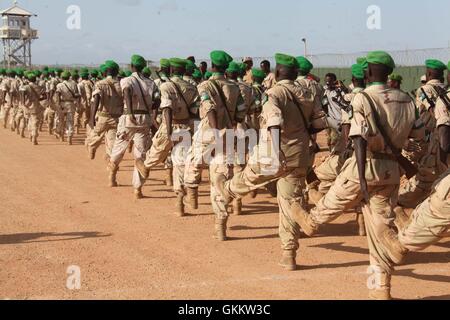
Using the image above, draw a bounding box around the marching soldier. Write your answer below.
[78,69,95,130]
[0,69,18,130]
[55,71,80,145]
[85,60,123,161]
[107,55,159,199]
[20,72,45,145]
[309,62,367,236]
[391,88,450,253]
[45,69,61,135]
[399,59,448,208]
[135,58,199,216]
[292,51,424,299]
[183,50,245,236]
[215,53,327,265]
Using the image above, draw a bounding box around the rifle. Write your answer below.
[361,92,418,179]
[155,71,167,84]
[420,87,436,109]
[437,89,450,112]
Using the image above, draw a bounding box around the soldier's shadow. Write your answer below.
[396,268,450,283]
[0,231,111,245]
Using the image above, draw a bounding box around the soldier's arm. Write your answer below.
[439,125,450,164]
[349,94,371,203]
[90,93,100,128]
[123,86,135,122]
[264,91,286,167]
[159,83,173,136]
[199,84,219,130]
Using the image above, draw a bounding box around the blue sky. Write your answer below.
[3,0,449,65]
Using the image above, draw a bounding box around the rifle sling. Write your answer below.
[361,92,401,156]
[210,79,234,129]
[278,84,315,146]
[63,82,78,100]
[131,75,151,114]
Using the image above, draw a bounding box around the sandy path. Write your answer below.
[0,127,448,300]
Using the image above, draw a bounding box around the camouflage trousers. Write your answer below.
[216,136,306,250]
[43,107,56,133]
[0,103,12,128]
[74,106,85,130]
[315,154,343,194]
[110,114,152,189]
[9,105,19,130]
[399,176,450,251]
[85,115,119,157]
[27,113,39,138]
[398,138,447,208]
[15,106,29,133]
[309,170,399,274]
[144,123,191,194]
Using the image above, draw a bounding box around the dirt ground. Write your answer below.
[0,127,449,300]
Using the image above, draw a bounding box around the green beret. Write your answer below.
[356,57,366,65]
[119,70,126,78]
[142,67,151,77]
[186,60,196,72]
[210,50,233,68]
[90,69,99,77]
[27,72,37,80]
[42,70,49,77]
[204,71,213,80]
[389,74,403,82]
[226,61,241,74]
[275,53,298,68]
[169,58,188,69]
[56,68,64,74]
[0,68,7,75]
[104,60,120,72]
[42,66,49,71]
[15,68,24,77]
[358,58,369,71]
[192,69,202,80]
[425,59,447,71]
[366,51,395,69]
[252,68,265,80]
[80,70,89,78]
[296,56,313,73]
[99,64,108,74]
[34,70,42,77]
[351,64,365,80]
[160,58,170,68]
[239,63,247,74]
[61,71,71,79]
[125,70,132,77]
[131,54,146,70]
[7,69,16,76]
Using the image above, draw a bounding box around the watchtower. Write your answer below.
[0,1,38,68]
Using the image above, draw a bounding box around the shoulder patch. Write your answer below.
[200,91,211,102]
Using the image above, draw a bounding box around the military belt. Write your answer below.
[368,152,397,161]
[172,119,190,125]
[125,109,149,115]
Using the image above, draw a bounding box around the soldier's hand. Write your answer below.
[278,150,288,172]
[360,179,370,204]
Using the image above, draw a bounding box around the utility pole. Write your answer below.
[301,38,307,58]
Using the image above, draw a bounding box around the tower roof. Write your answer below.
[1,1,36,17]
